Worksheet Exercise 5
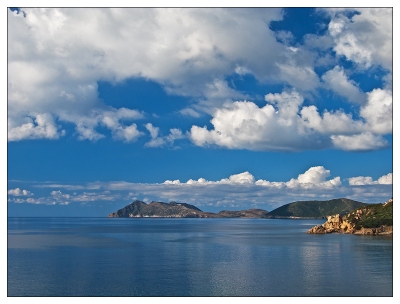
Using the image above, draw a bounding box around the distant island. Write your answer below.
[307,198,393,235]
[107,200,269,218]
[108,198,367,219]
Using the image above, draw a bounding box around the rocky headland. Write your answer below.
[307,198,393,235]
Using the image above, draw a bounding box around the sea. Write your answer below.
[7,217,393,297]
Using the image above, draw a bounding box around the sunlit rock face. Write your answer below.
[307,214,355,234]
[307,198,393,235]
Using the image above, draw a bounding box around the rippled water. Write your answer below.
[7,217,393,296]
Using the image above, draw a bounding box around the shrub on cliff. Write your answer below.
[347,201,393,229]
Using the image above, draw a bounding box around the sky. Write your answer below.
[6,5,395,217]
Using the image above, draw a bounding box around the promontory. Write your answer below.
[307,198,393,235]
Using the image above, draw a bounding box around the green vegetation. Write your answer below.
[346,200,393,229]
[267,198,366,218]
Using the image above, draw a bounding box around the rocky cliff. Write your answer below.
[307,198,393,235]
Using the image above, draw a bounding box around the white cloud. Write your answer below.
[29,189,119,205]
[189,90,319,151]
[7,8,392,155]
[13,166,391,209]
[145,123,185,148]
[167,128,185,142]
[255,166,341,190]
[144,123,165,147]
[101,108,143,128]
[328,8,392,71]
[277,63,320,92]
[331,132,389,151]
[8,113,64,141]
[189,88,390,152]
[8,188,33,196]
[179,108,201,118]
[297,166,331,184]
[348,176,373,186]
[8,8,287,141]
[58,107,144,142]
[145,123,159,139]
[322,66,366,104]
[164,166,340,190]
[360,88,392,134]
[349,173,393,186]
[299,106,364,135]
[114,124,142,142]
[8,198,27,204]
[265,90,304,121]
[167,171,256,185]
[275,9,393,153]
[377,173,393,185]
[224,172,255,184]
[68,192,116,202]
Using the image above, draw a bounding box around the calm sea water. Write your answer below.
[8,217,392,297]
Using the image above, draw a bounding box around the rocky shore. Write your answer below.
[307,198,393,235]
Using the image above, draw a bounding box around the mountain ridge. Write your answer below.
[107,200,270,218]
[265,198,366,218]
[108,198,369,219]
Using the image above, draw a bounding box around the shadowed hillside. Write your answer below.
[267,198,366,218]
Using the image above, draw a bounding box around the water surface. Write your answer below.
[8,217,393,296]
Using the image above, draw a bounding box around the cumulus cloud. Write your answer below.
[58,107,144,142]
[7,8,392,155]
[144,123,185,148]
[8,188,33,196]
[8,8,286,141]
[330,132,389,151]
[299,106,364,135]
[378,173,393,185]
[189,90,322,151]
[360,89,392,134]
[11,166,391,209]
[322,66,366,104]
[8,113,64,141]
[328,8,392,71]
[164,166,341,190]
[165,171,256,185]
[144,123,165,147]
[348,173,393,185]
[255,166,341,190]
[189,89,390,152]
[296,166,338,184]
[224,172,255,184]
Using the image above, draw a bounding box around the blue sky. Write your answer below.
[6,7,394,217]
